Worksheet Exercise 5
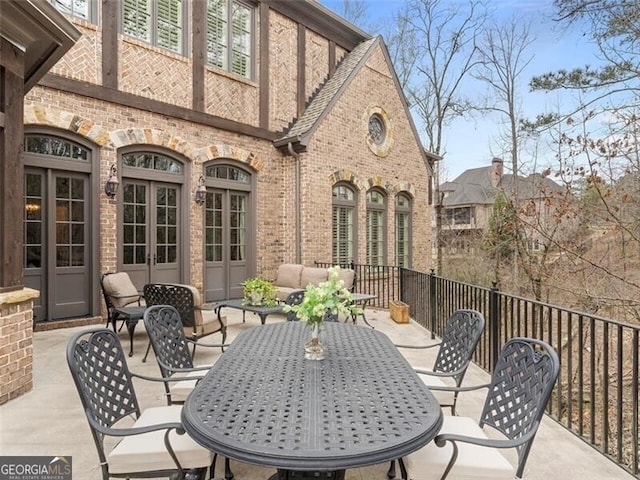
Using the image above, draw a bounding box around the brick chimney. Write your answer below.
[490,157,503,187]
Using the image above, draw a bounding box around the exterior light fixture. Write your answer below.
[194,175,207,205]
[104,163,119,199]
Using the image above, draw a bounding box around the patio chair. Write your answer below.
[143,283,227,361]
[100,272,146,356]
[395,309,485,415]
[395,337,560,480]
[66,327,215,480]
[100,272,144,330]
[144,305,234,480]
[285,290,306,321]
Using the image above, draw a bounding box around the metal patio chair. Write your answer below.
[100,272,146,356]
[284,290,306,321]
[144,305,234,480]
[142,283,227,362]
[395,309,486,415]
[398,337,560,480]
[66,327,215,480]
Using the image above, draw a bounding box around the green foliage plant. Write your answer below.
[243,277,277,307]
[283,266,363,327]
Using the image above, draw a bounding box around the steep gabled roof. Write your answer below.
[442,166,564,207]
[442,166,497,206]
[274,35,434,174]
[274,37,378,152]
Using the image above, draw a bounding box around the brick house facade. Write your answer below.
[1,0,434,403]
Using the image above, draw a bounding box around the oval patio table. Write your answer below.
[181,321,443,479]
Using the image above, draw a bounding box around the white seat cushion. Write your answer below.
[108,405,213,474]
[169,366,213,403]
[417,371,456,409]
[405,415,514,480]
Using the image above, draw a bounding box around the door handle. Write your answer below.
[153,254,157,265]
[146,253,151,266]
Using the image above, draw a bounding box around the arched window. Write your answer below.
[332,183,357,265]
[395,193,412,267]
[366,188,387,266]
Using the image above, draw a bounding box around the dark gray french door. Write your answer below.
[204,189,249,301]
[121,180,181,288]
[24,169,91,321]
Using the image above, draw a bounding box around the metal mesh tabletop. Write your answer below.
[181,322,443,471]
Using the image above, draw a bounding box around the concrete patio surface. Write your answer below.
[0,308,634,480]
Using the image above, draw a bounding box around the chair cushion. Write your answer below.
[189,310,226,337]
[275,286,300,302]
[103,273,140,308]
[418,371,456,408]
[337,268,355,290]
[275,264,304,288]
[405,415,514,480]
[169,367,213,403]
[300,267,328,287]
[108,405,213,474]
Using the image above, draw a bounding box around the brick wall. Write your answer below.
[0,289,38,405]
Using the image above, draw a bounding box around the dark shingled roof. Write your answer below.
[274,36,379,151]
[442,166,563,207]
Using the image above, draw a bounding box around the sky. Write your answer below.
[319,0,603,181]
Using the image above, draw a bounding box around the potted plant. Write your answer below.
[283,266,363,360]
[242,278,277,307]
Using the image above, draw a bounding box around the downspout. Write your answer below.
[287,143,302,264]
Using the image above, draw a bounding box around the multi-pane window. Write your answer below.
[395,193,412,267]
[122,0,185,54]
[332,184,356,265]
[50,0,96,22]
[445,206,473,225]
[206,0,254,79]
[366,189,387,266]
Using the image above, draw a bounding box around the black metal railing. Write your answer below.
[316,261,640,478]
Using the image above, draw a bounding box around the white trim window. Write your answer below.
[50,0,97,22]
[122,0,185,55]
[206,0,254,79]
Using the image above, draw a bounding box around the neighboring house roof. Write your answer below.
[441,166,497,206]
[442,166,563,207]
[274,35,434,174]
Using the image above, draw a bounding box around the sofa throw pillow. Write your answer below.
[103,273,140,308]
[275,264,304,288]
[337,269,355,291]
[300,267,329,287]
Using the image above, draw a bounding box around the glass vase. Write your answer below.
[304,322,325,360]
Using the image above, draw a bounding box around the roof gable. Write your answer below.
[274,35,433,174]
[274,37,378,152]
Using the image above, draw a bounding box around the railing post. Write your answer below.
[489,281,500,371]
[429,269,437,339]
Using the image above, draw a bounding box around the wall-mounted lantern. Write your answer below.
[194,175,207,205]
[104,163,119,199]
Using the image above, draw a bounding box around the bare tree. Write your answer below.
[335,0,371,31]
[473,17,536,288]
[385,0,486,274]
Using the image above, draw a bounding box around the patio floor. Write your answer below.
[0,308,634,480]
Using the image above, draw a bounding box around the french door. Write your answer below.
[121,180,181,288]
[204,189,250,301]
[24,169,91,321]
